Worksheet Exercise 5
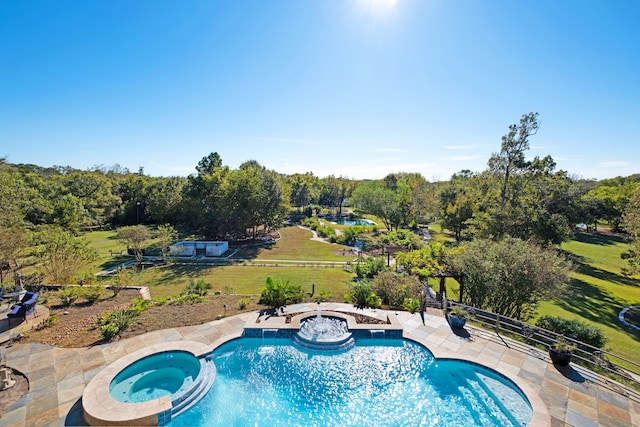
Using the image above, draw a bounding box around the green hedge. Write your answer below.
[535,315,608,349]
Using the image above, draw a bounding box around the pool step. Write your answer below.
[459,374,521,427]
[171,359,216,419]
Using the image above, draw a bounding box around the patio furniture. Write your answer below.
[7,292,39,325]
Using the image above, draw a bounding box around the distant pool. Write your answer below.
[330,218,376,226]
[168,338,532,427]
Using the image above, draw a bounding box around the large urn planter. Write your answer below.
[448,306,468,329]
[549,337,576,366]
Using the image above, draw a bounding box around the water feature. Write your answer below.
[167,338,533,427]
[293,305,355,351]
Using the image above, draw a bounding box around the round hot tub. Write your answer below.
[83,341,216,426]
[109,351,201,403]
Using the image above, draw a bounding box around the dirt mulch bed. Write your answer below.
[19,292,262,348]
[20,290,140,348]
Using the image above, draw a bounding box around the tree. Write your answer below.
[183,152,230,238]
[287,173,321,213]
[156,224,178,263]
[116,225,151,268]
[439,172,477,241]
[488,112,539,213]
[145,176,186,224]
[320,175,355,216]
[0,223,29,283]
[50,194,87,234]
[351,181,402,230]
[450,237,571,320]
[621,187,640,279]
[371,271,423,309]
[396,242,459,282]
[36,227,98,284]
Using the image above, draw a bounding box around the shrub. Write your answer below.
[36,315,58,330]
[403,297,421,314]
[354,256,387,279]
[316,225,336,239]
[346,281,381,309]
[301,217,320,229]
[185,279,212,296]
[82,286,106,304]
[535,316,608,349]
[371,271,422,308]
[169,293,203,305]
[153,296,170,306]
[129,298,152,314]
[97,309,134,341]
[238,299,249,310]
[258,277,304,309]
[313,290,331,303]
[57,287,80,307]
[77,273,96,286]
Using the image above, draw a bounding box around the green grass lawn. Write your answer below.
[536,231,640,364]
[135,264,354,300]
[234,225,354,261]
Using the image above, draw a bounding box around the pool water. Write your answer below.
[168,338,532,427]
[109,351,201,403]
[330,218,376,226]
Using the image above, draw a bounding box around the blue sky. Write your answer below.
[1,0,639,180]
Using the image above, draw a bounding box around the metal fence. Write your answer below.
[446,301,640,400]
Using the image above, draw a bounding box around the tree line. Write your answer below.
[1,112,640,294]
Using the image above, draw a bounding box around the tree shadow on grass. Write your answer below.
[150,264,217,286]
[572,231,629,246]
[555,277,640,341]
[230,242,275,260]
[575,262,639,288]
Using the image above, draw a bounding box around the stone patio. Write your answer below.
[1,303,639,426]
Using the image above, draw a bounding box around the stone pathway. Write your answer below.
[1,304,639,426]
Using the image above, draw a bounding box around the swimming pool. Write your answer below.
[330,218,377,226]
[168,338,532,427]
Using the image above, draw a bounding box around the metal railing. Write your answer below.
[446,301,640,400]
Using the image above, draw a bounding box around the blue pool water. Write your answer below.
[168,338,532,427]
[331,218,376,226]
[109,351,201,403]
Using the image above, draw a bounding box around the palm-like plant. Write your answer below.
[185,279,211,297]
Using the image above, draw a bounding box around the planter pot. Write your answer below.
[449,315,467,329]
[549,346,572,366]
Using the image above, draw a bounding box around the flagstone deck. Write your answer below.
[1,303,639,426]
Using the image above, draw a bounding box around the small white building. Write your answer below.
[170,241,229,257]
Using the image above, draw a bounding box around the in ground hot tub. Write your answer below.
[83,342,217,426]
[109,351,201,403]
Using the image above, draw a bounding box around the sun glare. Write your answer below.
[360,0,399,16]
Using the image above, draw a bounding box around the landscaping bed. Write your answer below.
[19,291,260,348]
